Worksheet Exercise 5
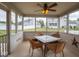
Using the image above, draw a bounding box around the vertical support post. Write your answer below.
[22,16,24,31]
[58,17,60,32]
[66,14,69,34]
[6,10,11,55]
[15,14,18,33]
[46,17,47,35]
[35,17,36,32]
[0,37,1,57]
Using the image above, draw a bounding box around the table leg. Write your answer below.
[43,44,48,57]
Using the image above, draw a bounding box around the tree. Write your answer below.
[37,20,44,28]
[10,21,15,25]
[0,21,6,24]
[77,18,79,21]
[70,26,72,29]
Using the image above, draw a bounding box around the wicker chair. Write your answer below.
[35,32,44,36]
[29,39,43,56]
[51,32,60,38]
[47,41,65,57]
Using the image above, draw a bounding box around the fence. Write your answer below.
[0,34,8,57]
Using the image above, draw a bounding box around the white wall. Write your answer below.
[10,32,23,52]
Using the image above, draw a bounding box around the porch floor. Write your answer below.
[8,40,79,57]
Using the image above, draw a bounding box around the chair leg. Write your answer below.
[62,51,64,57]
[41,48,43,56]
[31,49,34,57]
[29,45,31,55]
[54,53,56,57]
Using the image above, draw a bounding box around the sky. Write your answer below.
[69,11,79,20]
[0,9,6,22]
[0,9,22,23]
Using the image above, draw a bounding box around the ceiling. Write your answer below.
[11,2,79,17]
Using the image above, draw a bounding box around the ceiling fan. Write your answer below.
[36,3,57,14]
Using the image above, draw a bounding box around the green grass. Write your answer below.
[0,30,7,35]
[0,21,6,24]
[0,26,79,36]
[24,27,79,32]
[24,27,65,32]
[69,26,79,31]
[0,30,16,36]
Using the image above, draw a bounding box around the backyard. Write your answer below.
[0,26,79,36]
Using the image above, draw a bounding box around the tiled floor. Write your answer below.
[8,40,79,57]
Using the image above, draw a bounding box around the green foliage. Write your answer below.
[77,18,79,21]
[10,21,15,24]
[0,21,15,24]
[69,26,79,30]
[0,30,6,35]
[0,21,6,24]
[37,20,45,28]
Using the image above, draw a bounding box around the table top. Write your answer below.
[34,35,61,43]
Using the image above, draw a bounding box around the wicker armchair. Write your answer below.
[35,32,44,36]
[47,41,65,57]
[51,32,60,38]
[29,39,43,56]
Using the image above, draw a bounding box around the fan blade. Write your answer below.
[48,9,56,11]
[34,9,42,12]
[37,3,43,8]
[48,3,57,8]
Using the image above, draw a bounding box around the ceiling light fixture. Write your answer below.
[41,9,48,14]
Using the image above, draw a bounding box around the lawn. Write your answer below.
[24,27,65,32]
[24,27,79,32]
[0,30,7,36]
[0,26,79,36]
[69,26,79,30]
[0,30,16,36]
